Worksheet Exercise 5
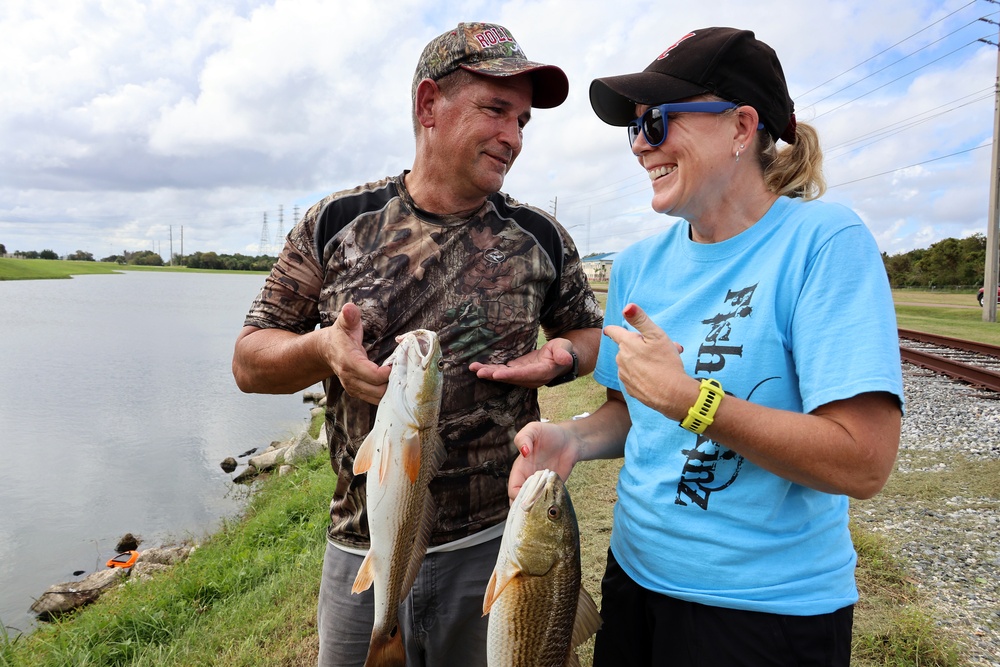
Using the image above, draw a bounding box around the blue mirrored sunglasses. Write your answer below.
[627,102,762,148]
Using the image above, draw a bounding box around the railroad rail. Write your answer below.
[898,328,1000,392]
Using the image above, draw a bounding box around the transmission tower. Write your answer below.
[259,212,270,256]
[274,204,284,249]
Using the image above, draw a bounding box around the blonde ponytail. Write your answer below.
[759,121,825,200]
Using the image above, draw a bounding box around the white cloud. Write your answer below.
[1,0,997,258]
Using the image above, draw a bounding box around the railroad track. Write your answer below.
[898,328,1000,392]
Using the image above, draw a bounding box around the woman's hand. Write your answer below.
[604,303,690,419]
[509,421,582,503]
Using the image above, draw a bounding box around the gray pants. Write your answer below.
[316,537,501,667]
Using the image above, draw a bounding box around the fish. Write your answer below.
[351,328,447,667]
[483,469,602,667]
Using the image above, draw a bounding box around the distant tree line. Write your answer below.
[7,249,60,260]
[100,250,164,266]
[3,232,990,287]
[882,233,987,289]
[181,252,276,271]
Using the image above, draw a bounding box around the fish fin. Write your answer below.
[426,429,447,474]
[400,493,436,600]
[363,624,405,667]
[482,559,521,615]
[482,569,500,615]
[354,430,378,475]
[351,550,376,594]
[569,585,602,649]
[378,432,392,484]
[403,429,421,484]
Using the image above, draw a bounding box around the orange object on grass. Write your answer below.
[106,550,139,568]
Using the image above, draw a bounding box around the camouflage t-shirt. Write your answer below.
[244,173,604,548]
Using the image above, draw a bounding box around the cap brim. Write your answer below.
[589,72,709,126]
[461,61,569,109]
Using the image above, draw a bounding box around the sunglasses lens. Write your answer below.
[643,108,664,146]
[627,123,641,146]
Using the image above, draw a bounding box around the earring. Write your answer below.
[735,150,740,162]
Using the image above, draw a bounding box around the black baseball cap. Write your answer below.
[589,27,797,144]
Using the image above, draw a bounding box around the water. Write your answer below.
[0,271,318,634]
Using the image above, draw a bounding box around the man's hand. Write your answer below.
[323,302,391,405]
[232,302,391,402]
[468,338,576,388]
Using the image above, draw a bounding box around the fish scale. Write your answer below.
[486,565,581,665]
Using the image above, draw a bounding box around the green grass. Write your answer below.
[0,258,267,280]
[895,305,1000,345]
[888,288,1000,345]
[849,526,964,667]
[0,258,123,280]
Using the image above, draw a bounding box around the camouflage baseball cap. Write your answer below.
[412,22,569,108]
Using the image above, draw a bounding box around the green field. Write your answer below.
[892,288,1000,345]
[0,258,124,280]
[0,258,266,280]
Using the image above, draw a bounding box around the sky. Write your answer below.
[2,0,999,260]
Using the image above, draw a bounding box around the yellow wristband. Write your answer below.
[679,379,724,434]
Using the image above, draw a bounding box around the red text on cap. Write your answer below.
[475,27,515,49]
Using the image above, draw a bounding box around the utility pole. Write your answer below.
[550,196,557,218]
[981,12,1000,322]
[169,226,173,266]
[587,206,592,256]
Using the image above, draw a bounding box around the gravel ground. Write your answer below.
[849,364,1000,666]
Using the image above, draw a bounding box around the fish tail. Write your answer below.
[364,627,406,667]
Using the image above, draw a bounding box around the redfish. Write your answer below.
[483,469,601,667]
[352,329,446,667]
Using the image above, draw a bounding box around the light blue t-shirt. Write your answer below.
[594,196,904,615]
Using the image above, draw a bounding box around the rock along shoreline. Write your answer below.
[28,391,329,622]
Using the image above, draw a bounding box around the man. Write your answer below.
[232,22,603,667]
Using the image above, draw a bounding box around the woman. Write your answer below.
[510,27,904,666]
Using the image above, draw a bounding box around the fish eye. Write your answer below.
[547,505,560,520]
[437,358,445,370]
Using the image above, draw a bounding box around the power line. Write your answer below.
[829,142,991,188]
[795,1,981,103]
[813,36,989,120]
[825,89,993,159]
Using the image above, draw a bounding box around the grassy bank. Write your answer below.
[896,305,1000,345]
[0,258,123,280]
[0,258,265,280]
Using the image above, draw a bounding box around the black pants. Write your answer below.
[592,550,854,667]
